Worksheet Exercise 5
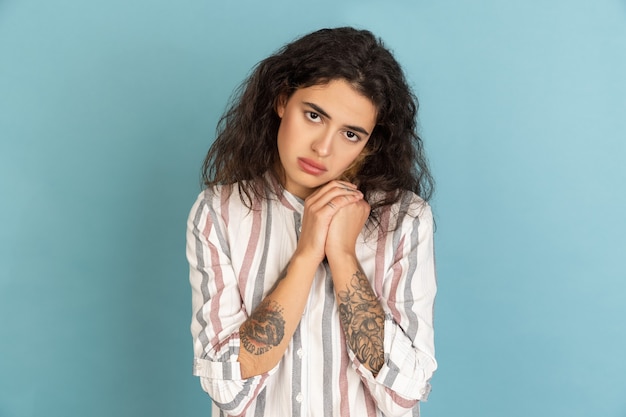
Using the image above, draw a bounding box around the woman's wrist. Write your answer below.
[326,249,358,271]
[289,250,325,276]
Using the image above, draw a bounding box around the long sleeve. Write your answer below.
[187,185,437,417]
[187,189,277,416]
[349,196,437,416]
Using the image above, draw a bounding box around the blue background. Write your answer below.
[1,0,625,416]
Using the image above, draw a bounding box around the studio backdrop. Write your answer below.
[1,0,625,416]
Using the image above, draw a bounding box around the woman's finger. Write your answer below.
[305,181,362,209]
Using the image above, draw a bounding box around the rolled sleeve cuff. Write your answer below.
[193,357,244,380]
[193,357,279,413]
[193,356,280,381]
[375,317,436,401]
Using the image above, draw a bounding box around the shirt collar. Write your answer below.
[280,188,304,213]
[264,171,304,213]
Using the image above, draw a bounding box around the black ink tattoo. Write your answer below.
[338,270,385,374]
[240,299,286,355]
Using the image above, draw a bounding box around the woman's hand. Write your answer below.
[325,195,370,261]
[294,181,364,264]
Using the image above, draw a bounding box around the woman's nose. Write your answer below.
[311,130,333,157]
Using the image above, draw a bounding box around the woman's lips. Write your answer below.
[297,158,327,176]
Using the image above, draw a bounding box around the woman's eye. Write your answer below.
[306,111,321,122]
[344,131,361,142]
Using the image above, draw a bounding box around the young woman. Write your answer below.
[187,27,437,417]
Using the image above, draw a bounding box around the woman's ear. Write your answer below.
[275,94,288,118]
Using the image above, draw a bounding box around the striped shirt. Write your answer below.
[187,182,437,417]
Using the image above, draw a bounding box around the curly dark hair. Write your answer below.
[202,27,434,215]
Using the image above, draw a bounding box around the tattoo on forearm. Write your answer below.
[240,299,286,355]
[338,270,385,373]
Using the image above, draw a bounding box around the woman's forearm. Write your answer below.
[237,254,319,379]
[327,253,385,376]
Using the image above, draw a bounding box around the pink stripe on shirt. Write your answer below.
[339,329,351,417]
[385,386,419,409]
[238,198,263,298]
[204,214,226,347]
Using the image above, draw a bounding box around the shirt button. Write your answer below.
[296,393,303,403]
[297,348,303,358]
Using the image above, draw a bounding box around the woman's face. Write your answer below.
[275,79,377,199]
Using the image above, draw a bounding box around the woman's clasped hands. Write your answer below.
[295,180,370,265]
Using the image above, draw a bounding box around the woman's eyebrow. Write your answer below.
[302,101,371,136]
[303,101,331,118]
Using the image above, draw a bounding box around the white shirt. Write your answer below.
[187,182,437,417]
